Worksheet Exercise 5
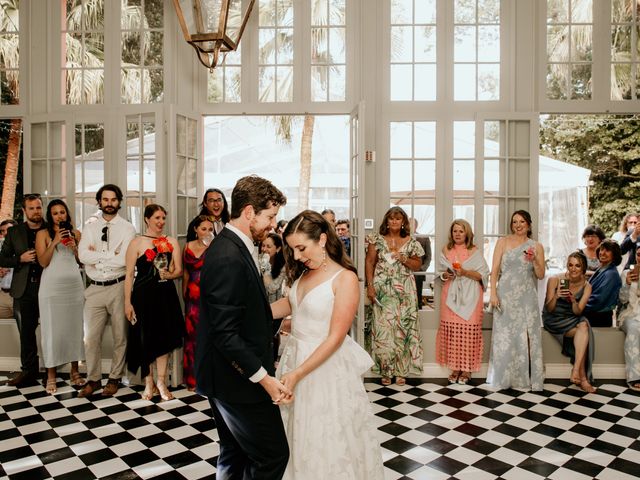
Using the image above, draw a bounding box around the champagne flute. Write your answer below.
[153,253,168,282]
[202,232,214,247]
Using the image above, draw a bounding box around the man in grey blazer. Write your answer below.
[0,194,45,387]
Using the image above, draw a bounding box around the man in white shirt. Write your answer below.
[78,184,136,398]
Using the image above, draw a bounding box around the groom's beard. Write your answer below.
[250,223,270,244]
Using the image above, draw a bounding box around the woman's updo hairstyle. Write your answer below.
[282,209,356,285]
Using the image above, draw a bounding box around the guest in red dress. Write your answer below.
[182,215,214,390]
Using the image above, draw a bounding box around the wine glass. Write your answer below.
[153,253,168,282]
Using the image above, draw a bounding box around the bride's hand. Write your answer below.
[280,371,300,395]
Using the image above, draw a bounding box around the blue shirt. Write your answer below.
[585,264,622,313]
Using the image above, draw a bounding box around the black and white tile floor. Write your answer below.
[1,374,639,479]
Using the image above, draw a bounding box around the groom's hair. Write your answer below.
[230,175,287,219]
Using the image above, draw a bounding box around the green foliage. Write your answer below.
[540,114,640,235]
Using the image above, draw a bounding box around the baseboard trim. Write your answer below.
[1,357,627,381]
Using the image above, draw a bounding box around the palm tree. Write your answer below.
[255,0,345,210]
[0,0,150,219]
[0,0,20,220]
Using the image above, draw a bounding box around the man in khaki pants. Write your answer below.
[78,185,136,397]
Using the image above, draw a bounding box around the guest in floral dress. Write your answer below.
[436,219,489,385]
[182,215,214,391]
[365,207,424,386]
[487,210,546,391]
[617,247,640,392]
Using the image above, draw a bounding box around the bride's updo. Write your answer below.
[283,210,357,285]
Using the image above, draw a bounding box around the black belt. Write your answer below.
[90,275,126,287]
[1,288,9,293]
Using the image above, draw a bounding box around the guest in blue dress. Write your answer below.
[583,240,622,328]
[487,210,546,391]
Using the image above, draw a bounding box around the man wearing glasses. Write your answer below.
[0,194,45,387]
[77,184,136,398]
[186,188,230,242]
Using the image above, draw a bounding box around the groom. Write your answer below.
[196,175,290,479]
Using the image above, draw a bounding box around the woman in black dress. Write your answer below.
[124,204,185,401]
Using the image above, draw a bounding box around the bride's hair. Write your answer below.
[282,210,357,285]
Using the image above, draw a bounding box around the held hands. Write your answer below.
[260,375,294,405]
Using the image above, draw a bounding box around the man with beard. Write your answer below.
[186,188,230,241]
[196,175,291,479]
[0,194,46,387]
[78,185,136,397]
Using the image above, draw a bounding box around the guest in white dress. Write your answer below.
[271,210,383,480]
[35,200,85,394]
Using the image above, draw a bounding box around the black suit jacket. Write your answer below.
[195,227,274,404]
[0,223,39,299]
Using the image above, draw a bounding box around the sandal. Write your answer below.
[395,377,406,386]
[457,372,471,385]
[629,382,640,392]
[46,379,57,395]
[157,381,174,401]
[448,370,461,384]
[70,371,86,387]
[141,382,159,400]
[578,379,597,394]
[381,377,392,386]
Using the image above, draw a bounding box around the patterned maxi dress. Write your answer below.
[436,245,484,372]
[486,239,544,391]
[367,233,424,378]
[617,271,640,386]
[183,245,206,390]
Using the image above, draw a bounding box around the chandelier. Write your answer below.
[172,0,256,71]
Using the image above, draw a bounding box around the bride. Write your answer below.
[271,210,383,480]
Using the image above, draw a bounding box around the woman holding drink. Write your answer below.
[543,251,596,393]
[124,204,185,401]
[486,210,546,391]
[36,199,85,394]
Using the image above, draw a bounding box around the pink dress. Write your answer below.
[436,245,484,372]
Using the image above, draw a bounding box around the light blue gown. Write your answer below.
[487,239,544,391]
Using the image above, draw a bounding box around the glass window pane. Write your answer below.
[312,65,327,101]
[84,161,103,191]
[455,0,476,24]
[391,26,413,63]
[571,64,591,99]
[571,0,592,23]
[390,160,413,192]
[176,155,186,195]
[571,25,591,62]
[453,200,474,226]
[454,121,475,157]
[414,26,436,63]
[390,122,412,158]
[127,160,139,191]
[414,160,436,191]
[478,26,500,62]
[414,122,436,158]
[391,64,413,101]
[454,64,476,100]
[329,65,346,101]
[391,0,413,24]
[478,0,500,23]
[547,0,569,23]
[415,0,436,24]
[478,63,500,100]
[414,64,436,101]
[454,26,477,62]
[143,160,155,193]
[329,27,346,64]
[484,159,502,196]
[32,161,47,194]
[453,159,475,191]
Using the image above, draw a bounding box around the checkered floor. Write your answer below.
[1,375,639,479]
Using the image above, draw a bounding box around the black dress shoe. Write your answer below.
[7,371,38,387]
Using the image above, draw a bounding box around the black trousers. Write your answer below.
[209,397,289,480]
[13,281,40,375]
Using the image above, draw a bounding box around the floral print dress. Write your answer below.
[486,239,544,391]
[183,245,206,390]
[367,233,424,378]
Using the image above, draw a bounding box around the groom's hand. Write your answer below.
[259,375,293,404]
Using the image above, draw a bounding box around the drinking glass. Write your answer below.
[153,253,169,282]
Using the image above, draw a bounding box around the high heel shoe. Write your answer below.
[156,381,174,401]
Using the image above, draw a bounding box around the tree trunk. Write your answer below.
[298,114,315,211]
[0,118,22,220]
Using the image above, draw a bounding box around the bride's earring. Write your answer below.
[321,245,327,271]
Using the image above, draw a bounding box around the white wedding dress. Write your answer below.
[276,270,384,480]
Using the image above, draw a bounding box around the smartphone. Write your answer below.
[560,278,569,290]
[59,221,73,236]
[631,264,636,272]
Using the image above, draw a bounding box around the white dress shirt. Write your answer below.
[224,223,267,383]
[78,214,136,282]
